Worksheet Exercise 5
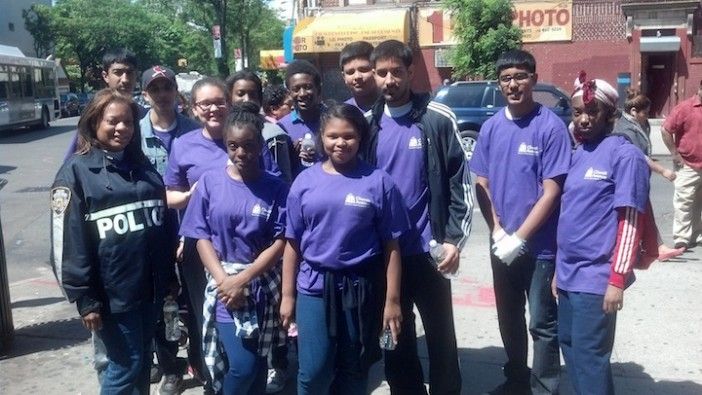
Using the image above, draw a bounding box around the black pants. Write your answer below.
[491,253,560,394]
[182,237,212,387]
[154,300,179,375]
[384,253,461,395]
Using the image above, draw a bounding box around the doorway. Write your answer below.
[643,53,675,117]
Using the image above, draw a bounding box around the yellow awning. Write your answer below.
[293,10,409,54]
[260,49,285,70]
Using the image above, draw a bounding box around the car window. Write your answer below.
[493,88,507,107]
[438,84,485,108]
[534,90,562,108]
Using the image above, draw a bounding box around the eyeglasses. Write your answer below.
[498,72,534,85]
[194,100,228,111]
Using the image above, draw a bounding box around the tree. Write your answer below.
[443,0,522,79]
[22,4,54,58]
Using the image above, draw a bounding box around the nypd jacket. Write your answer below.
[140,110,200,176]
[361,92,473,250]
[50,148,177,316]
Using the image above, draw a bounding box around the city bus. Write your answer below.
[0,48,60,131]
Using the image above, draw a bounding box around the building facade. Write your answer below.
[291,0,702,115]
[0,0,52,58]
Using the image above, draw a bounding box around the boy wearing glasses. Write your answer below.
[469,50,569,395]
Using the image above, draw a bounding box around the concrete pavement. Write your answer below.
[2,178,702,394]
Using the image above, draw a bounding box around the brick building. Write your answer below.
[290,0,702,115]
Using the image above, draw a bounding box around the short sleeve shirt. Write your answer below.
[375,112,432,256]
[662,95,702,169]
[469,104,572,259]
[164,129,227,189]
[556,135,650,295]
[285,162,409,296]
[179,169,288,263]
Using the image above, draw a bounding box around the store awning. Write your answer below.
[293,9,409,54]
[260,50,286,70]
[640,36,681,53]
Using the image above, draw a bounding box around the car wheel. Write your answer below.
[459,130,478,161]
[40,107,50,129]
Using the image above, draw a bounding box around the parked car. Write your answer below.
[433,81,572,159]
[75,92,94,114]
[59,93,80,118]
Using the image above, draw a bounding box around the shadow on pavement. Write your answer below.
[10,297,65,309]
[0,124,75,144]
[0,165,17,175]
[612,362,702,395]
[0,317,89,360]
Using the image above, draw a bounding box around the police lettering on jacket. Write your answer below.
[87,199,165,239]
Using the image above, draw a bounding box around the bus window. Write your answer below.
[0,69,8,100]
[21,67,33,97]
[10,69,21,98]
[34,68,43,96]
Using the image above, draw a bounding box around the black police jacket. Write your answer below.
[50,148,176,316]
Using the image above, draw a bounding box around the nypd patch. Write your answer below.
[51,187,71,215]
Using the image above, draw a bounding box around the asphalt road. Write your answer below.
[1,116,79,284]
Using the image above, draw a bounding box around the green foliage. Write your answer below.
[443,0,522,79]
[22,4,55,58]
[25,0,282,90]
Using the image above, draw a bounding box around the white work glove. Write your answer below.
[492,228,507,244]
[492,233,526,265]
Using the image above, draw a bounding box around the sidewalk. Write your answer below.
[2,201,702,394]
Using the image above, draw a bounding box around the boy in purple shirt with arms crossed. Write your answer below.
[470,50,569,395]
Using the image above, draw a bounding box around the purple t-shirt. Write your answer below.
[375,112,432,256]
[179,168,288,321]
[469,105,572,259]
[556,135,649,295]
[163,128,281,190]
[345,97,372,113]
[285,162,409,296]
[278,110,322,173]
[153,128,176,153]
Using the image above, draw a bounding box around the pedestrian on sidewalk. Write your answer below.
[470,49,567,395]
[50,88,178,394]
[554,74,650,395]
[179,103,289,395]
[363,40,471,395]
[280,103,407,395]
[661,80,702,251]
[612,90,683,264]
[139,65,200,394]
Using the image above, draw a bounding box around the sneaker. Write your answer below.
[265,368,287,393]
[150,364,163,384]
[159,374,182,395]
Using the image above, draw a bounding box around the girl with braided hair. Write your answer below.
[179,102,289,394]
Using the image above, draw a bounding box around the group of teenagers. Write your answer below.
[49,39,665,395]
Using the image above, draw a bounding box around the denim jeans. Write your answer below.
[491,253,560,394]
[384,253,461,395]
[96,302,155,395]
[296,293,367,395]
[216,322,267,394]
[558,290,616,395]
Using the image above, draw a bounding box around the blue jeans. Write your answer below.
[215,322,267,395]
[296,293,367,395]
[96,302,155,395]
[558,290,616,395]
[384,253,461,395]
[491,253,560,394]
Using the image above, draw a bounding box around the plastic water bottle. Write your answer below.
[379,327,396,350]
[300,133,316,167]
[163,297,180,342]
[429,239,457,279]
